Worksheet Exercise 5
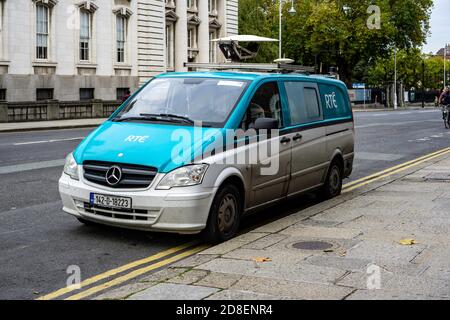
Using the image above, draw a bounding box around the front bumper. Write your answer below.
[58,173,217,234]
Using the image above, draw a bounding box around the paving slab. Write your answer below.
[345,240,427,266]
[346,289,447,300]
[280,225,362,239]
[168,269,209,285]
[94,281,156,300]
[171,254,219,268]
[195,272,243,289]
[241,233,289,250]
[139,267,188,283]
[206,290,283,300]
[199,232,268,255]
[128,283,219,300]
[231,276,353,300]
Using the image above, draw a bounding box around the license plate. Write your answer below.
[90,193,132,209]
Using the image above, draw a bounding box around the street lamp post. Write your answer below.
[278,0,296,60]
[394,47,398,110]
[445,43,447,88]
[422,59,425,109]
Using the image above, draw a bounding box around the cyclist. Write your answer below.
[439,87,450,105]
[440,87,450,128]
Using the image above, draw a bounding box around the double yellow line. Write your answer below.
[37,242,209,301]
[37,146,450,300]
[342,146,450,193]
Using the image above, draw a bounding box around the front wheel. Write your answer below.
[203,184,242,244]
[320,161,343,200]
[446,112,450,129]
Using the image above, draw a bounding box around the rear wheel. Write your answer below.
[320,160,343,200]
[203,184,242,244]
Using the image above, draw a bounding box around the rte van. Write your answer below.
[59,71,354,243]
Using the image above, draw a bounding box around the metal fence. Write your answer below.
[0,100,122,123]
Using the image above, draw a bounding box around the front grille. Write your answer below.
[83,161,157,189]
[83,203,158,222]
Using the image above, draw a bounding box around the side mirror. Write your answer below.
[253,118,279,130]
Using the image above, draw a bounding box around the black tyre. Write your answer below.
[203,184,242,244]
[320,160,343,200]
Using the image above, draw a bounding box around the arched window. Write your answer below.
[113,8,132,63]
[33,0,58,60]
[78,2,98,62]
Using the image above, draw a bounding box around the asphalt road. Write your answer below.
[0,108,448,300]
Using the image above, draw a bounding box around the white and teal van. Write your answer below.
[59,71,354,243]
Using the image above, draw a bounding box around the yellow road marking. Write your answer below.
[343,147,450,190]
[37,241,196,300]
[65,245,209,300]
[343,148,450,193]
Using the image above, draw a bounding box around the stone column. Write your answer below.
[47,100,60,120]
[91,100,104,118]
[175,1,188,71]
[0,103,8,123]
[197,0,210,63]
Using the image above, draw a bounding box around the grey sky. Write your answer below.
[422,0,449,54]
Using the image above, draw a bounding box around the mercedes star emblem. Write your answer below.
[105,165,122,186]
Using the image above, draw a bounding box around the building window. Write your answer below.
[0,1,4,59]
[80,10,91,61]
[188,27,197,49]
[0,89,6,101]
[116,15,127,63]
[36,4,49,60]
[36,88,53,101]
[209,30,217,62]
[80,88,94,101]
[117,88,130,101]
[187,0,197,10]
[166,23,175,69]
[208,0,217,14]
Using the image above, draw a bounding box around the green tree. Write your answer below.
[367,50,450,90]
[238,0,434,86]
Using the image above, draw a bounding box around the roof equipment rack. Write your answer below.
[183,62,315,74]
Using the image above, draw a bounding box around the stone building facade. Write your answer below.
[0,0,238,102]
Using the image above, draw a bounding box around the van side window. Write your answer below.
[240,82,282,130]
[304,87,321,120]
[284,82,322,125]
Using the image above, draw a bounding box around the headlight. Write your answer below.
[63,153,79,180]
[156,164,209,190]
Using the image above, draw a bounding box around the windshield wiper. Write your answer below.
[141,113,195,125]
[113,115,171,123]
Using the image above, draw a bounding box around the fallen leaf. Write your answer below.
[253,257,272,263]
[399,239,417,245]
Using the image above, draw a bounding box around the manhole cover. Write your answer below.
[292,241,334,251]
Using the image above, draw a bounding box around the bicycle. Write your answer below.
[442,104,450,129]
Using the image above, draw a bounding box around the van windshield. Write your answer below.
[113,77,248,127]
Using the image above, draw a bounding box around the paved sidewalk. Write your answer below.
[353,106,438,112]
[0,118,106,132]
[96,153,450,300]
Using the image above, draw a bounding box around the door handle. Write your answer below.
[293,133,303,141]
[280,137,291,144]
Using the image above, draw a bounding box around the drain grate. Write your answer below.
[292,241,334,251]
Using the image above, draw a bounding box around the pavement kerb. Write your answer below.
[0,119,107,133]
[353,106,438,112]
